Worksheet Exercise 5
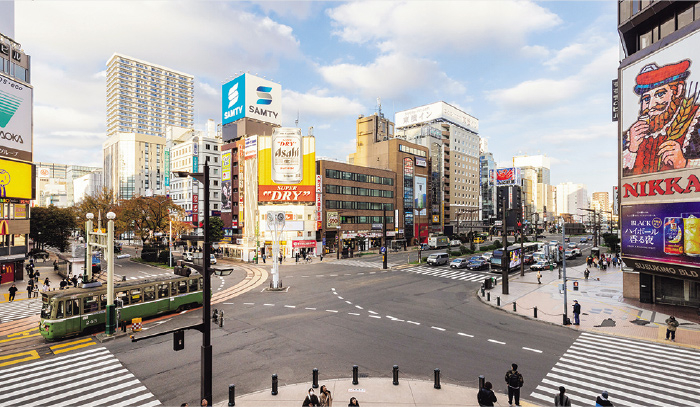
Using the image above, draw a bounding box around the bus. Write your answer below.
[428,236,449,249]
[490,245,523,272]
[39,274,204,341]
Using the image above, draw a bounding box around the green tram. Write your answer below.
[39,274,204,341]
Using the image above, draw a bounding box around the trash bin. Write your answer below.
[484,277,493,290]
[132,317,142,332]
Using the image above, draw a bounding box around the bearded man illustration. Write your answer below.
[622,59,700,176]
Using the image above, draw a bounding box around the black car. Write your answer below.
[467,259,489,271]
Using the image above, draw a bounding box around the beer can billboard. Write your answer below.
[258,128,315,203]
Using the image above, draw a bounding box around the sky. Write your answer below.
[12,0,619,196]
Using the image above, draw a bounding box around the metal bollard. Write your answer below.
[478,375,485,390]
[393,365,399,385]
[534,306,538,318]
[487,292,490,301]
[481,286,485,296]
[271,374,278,396]
[219,310,224,327]
[497,296,501,306]
[434,368,441,389]
[312,368,319,388]
[513,302,517,312]
[228,384,235,406]
[352,365,359,385]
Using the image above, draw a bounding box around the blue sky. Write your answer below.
[15,0,618,195]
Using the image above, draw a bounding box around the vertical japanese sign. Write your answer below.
[316,174,322,230]
[164,151,170,187]
[238,144,244,217]
[221,151,232,213]
[193,142,199,173]
[192,193,199,226]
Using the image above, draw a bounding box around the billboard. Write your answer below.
[222,73,282,126]
[395,101,479,133]
[245,135,257,160]
[258,128,315,203]
[327,211,339,229]
[495,168,519,185]
[0,75,32,162]
[621,202,700,274]
[415,176,427,213]
[164,151,170,187]
[509,248,522,269]
[221,151,232,213]
[0,158,34,200]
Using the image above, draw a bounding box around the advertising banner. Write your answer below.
[221,151,232,213]
[258,129,315,203]
[495,168,519,185]
[292,240,317,248]
[238,142,244,218]
[192,194,199,226]
[395,101,478,133]
[0,75,32,162]
[416,156,427,167]
[327,211,339,229]
[245,135,257,160]
[0,158,34,200]
[164,151,170,187]
[38,167,50,178]
[316,175,322,230]
[509,248,522,269]
[222,73,282,126]
[621,202,700,272]
[415,176,427,213]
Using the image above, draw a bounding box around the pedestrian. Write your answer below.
[504,363,523,406]
[60,279,67,290]
[44,277,50,287]
[303,388,320,406]
[180,403,188,407]
[572,300,581,325]
[319,384,332,406]
[665,316,679,342]
[200,398,208,407]
[584,268,590,280]
[296,252,299,263]
[348,397,359,406]
[8,284,18,302]
[477,381,497,406]
[320,253,323,261]
[554,386,571,406]
[53,260,59,271]
[262,253,266,263]
[536,271,542,284]
[595,391,613,406]
[71,275,78,288]
[26,280,34,298]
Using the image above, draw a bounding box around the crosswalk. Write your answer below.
[114,271,173,281]
[404,265,502,283]
[531,331,700,406]
[0,299,42,323]
[0,347,161,406]
[332,259,399,269]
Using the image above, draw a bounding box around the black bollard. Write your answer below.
[513,302,517,312]
[487,292,490,301]
[434,368,441,389]
[228,384,235,406]
[271,374,278,396]
[481,286,485,296]
[497,296,501,306]
[534,306,538,318]
[352,365,359,385]
[312,368,319,389]
[478,375,485,390]
[393,365,399,385]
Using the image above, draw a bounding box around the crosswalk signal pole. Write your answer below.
[382,208,388,269]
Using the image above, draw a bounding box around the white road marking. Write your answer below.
[369,315,381,319]
[522,347,542,353]
[431,326,446,331]
[368,310,378,315]
[355,305,363,310]
[264,303,275,306]
[284,305,296,308]
[458,332,474,337]
[305,307,317,310]
[244,302,254,305]
[330,274,338,276]
[348,313,360,316]
[338,296,344,299]
[223,302,234,305]
[407,321,420,325]
[326,310,338,313]
[488,339,506,345]
[345,301,352,304]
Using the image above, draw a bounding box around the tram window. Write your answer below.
[199,277,203,289]
[116,291,129,306]
[131,288,142,304]
[158,284,169,298]
[100,294,107,309]
[188,278,198,292]
[56,301,64,318]
[144,286,155,302]
[171,282,178,294]
[84,296,99,313]
[177,281,187,294]
[66,299,79,317]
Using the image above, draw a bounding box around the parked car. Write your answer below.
[579,237,588,243]
[535,234,546,239]
[427,252,450,266]
[530,260,552,271]
[450,240,462,247]
[474,237,485,243]
[210,254,217,265]
[567,243,577,249]
[572,248,582,257]
[467,259,489,271]
[450,258,469,269]
[564,250,576,260]
[481,252,493,259]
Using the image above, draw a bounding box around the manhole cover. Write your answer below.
[594,318,616,327]
[630,319,650,326]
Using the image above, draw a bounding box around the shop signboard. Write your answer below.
[245,135,257,160]
[0,74,33,161]
[164,151,170,187]
[316,175,322,230]
[495,168,519,185]
[0,158,34,200]
[292,240,317,248]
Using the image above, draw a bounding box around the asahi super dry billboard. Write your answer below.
[258,128,315,203]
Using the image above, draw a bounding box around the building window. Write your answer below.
[660,15,675,38]
[678,5,693,30]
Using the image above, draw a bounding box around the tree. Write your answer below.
[120,195,184,244]
[74,187,123,236]
[30,206,76,252]
[602,233,620,253]
[208,216,224,243]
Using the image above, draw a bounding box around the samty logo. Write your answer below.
[228,83,239,108]
[256,86,272,105]
[0,89,23,128]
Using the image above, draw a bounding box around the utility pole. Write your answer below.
[501,193,509,295]
[562,220,568,325]
[382,208,388,269]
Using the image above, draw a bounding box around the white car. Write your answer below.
[210,254,217,265]
[450,240,462,247]
[184,252,193,261]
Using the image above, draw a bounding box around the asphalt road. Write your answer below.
[106,238,587,406]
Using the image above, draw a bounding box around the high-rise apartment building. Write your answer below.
[395,102,480,234]
[103,133,166,199]
[513,155,555,223]
[591,192,610,213]
[555,182,589,218]
[106,53,194,138]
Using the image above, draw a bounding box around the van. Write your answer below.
[426,252,449,266]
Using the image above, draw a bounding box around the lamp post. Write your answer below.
[174,163,212,406]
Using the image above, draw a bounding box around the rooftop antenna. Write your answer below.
[295,111,299,127]
[377,97,382,118]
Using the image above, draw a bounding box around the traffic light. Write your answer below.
[174,260,191,277]
[496,187,506,220]
[513,185,523,222]
[174,329,184,351]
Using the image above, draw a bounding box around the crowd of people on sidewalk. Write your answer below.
[475,363,615,407]
[302,385,336,406]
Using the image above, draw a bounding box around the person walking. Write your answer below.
[8,284,18,302]
[554,386,571,406]
[665,316,679,342]
[26,280,34,298]
[584,268,590,280]
[595,391,614,406]
[536,271,542,284]
[319,384,332,406]
[71,275,78,288]
[261,253,266,263]
[347,397,359,406]
[303,388,320,406]
[504,363,524,406]
[477,381,497,406]
[572,300,581,325]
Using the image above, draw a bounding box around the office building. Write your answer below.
[513,154,555,226]
[555,182,589,219]
[73,170,104,204]
[103,132,166,199]
[618,0,700,309]
[479,152,497,224]
[106,53,194,138]
[395,102,480,234]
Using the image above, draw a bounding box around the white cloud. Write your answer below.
[541,122,617,144]
[327,0,561,55]
[282,89,366,119]
[521,45,550,59]
[486,77,583,111]
[318,53,465,100]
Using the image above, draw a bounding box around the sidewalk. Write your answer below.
[478,261,700,349]
[212,377,537,407]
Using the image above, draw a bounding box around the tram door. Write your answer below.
[60,299,81,335]
[157,283,170,313]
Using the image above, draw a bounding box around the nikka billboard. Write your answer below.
[258,128,315,203]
